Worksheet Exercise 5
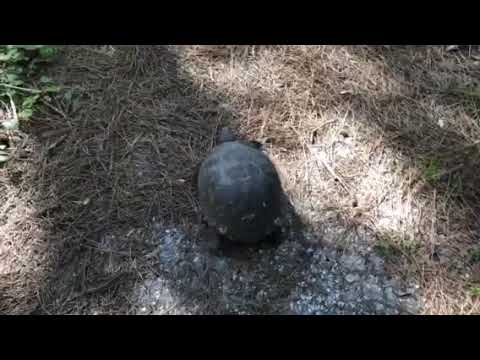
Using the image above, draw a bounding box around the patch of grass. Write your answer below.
[469,248,480,264]
[448,84,480,101]
[375,240,403,264]
[470,286,480,298]
[448,173,464,195]
[444,84,480,123]
[375,232,420,264]
[0,45,60,122]
[424,158,442,183]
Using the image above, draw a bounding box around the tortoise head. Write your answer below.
[217,127,237,144]
[217,127,263,150]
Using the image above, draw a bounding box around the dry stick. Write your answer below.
[458,140,480,151]
[39,127,71,141]
[8,94,18,121]
[41,99,67,119]
[81,244,132,257]
[0,83,42,94]
[47,135,68,151]
[163,301,182,315]
[145,246,162,259]
[67,272,128,303]
[310,146,352,195]
[436,164,465,179]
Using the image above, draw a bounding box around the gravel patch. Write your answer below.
[130,223,421,315]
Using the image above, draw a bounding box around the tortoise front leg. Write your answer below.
[198,218,224,254]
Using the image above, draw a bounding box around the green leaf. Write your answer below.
[471,287,480,298]
[4,48,24,63]
[42,84,61,93]
[40,76,53,83]
[0,45,60,122]
[14,45,45,50]
[0,88,17,98]
[39,47,57,59]
[6,73,19,82]
[0,53,14,62]
[22,94,40,109]
[470,248,480,264]
[18,108,33,119]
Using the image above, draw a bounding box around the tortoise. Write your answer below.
[197,127,284,250]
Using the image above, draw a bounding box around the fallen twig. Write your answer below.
[0,83,41,94]
[67,272,128,303]
[309,145,352,195]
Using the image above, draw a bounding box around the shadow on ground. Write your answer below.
[19,46,222,313]
[20,45,308,314]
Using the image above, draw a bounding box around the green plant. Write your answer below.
[469,248,480,264]
[424,158,442,183]
[375,240,402,263]
[470,286,480,298]
[375,232,420,264]
[448,173,464,195]
[0,45,59,122]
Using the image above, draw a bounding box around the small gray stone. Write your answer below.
[340,254,366,272]
[345,273,360,283]
[369,255,385,272]
[343,290,358,303]
[399,298,420,314]
[385,287,397,306]
[385,307,400,315]
[363,283,383,301]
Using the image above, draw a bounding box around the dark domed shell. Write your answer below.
[198,141,282,244]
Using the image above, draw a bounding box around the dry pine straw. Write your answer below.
[181,45,480,314]
[1,45,480,314]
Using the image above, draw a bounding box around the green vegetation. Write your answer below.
[374,232,420,264]
[470,286,480,298]
[0,45,59,123]
[469,247,480,264]
[424,158,442,183]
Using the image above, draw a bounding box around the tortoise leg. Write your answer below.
[205,228,222,252]
[198,221,224,254]
[261,226,284,249]
[196,210,224,251]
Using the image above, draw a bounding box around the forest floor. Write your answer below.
[1,45,480,314]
